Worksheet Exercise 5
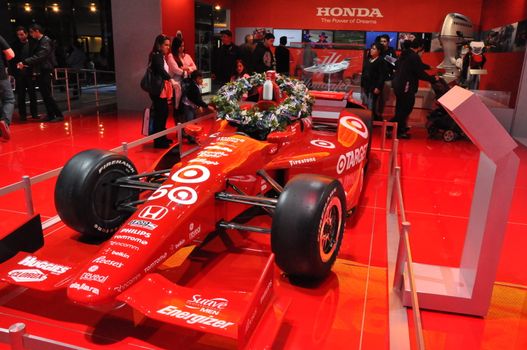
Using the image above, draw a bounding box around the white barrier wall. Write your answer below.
[111,0,162,112]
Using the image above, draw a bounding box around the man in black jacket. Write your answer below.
[11,26,38,121]
[17,24,63,122]
[0,35,15,140]
[391,38,437,139]
[275,36,290,76]
[252,33,275,73]
[213,30,240,87]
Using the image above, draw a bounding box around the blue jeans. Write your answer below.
[0,79,15,125]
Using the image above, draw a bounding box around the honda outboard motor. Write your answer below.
[437,13,474,81]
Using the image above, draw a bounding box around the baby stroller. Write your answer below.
[425,78,466,142]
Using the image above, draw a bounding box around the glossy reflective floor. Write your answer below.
[0,110,526,349]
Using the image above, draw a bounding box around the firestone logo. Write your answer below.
[316,7,383,18]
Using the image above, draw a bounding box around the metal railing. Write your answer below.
[0,323,88,350]
[381,123,425,350]
[52,67,116,112]
[0,112,216,230]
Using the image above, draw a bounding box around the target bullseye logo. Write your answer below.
[336,155,347,174]
[340,116,369,139]
[168,186,198,205]
[172,165,210,183]
[310,139,336,149]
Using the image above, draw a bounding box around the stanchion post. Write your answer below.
[177,123,183,156]
[381,120,387,150]
[389,167,400,214]
[8,323,26,350]
[93,70,99,107]
[64,68,71,112]
[22,176,34,217]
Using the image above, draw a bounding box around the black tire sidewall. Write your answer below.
[55,149,137,237]
[271,174,346,280]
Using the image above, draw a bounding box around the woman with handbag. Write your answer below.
[147,34,177,148]
[167,37,197,124]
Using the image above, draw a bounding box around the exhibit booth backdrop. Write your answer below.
[159,0,526,107]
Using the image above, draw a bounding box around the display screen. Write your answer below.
[397,32,432,51]
[333,31,365,49]
[302,30,334,45]
[365,31,398,50]
[273,29,303,47]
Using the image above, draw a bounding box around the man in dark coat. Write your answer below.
[275,36,290,76]
[212,30,240,87]
[252,33,275,73]
[391,38,437,138]
[17,24,63,122]
[11,26,38,121]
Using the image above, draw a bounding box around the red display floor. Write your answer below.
[0,111,526,349]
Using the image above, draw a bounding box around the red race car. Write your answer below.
[0,89,370,346]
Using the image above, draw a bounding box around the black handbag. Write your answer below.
[140,65,163,96]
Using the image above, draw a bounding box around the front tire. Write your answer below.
[55,149,138,238]
[271,174,346,280]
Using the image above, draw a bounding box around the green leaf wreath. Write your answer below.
[211,73,314,140]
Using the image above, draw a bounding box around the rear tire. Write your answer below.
[55,149,138,238]
[271,174,346,280]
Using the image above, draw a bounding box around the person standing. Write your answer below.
[0,35,15,140]
[361,42,387,121]
[17,24,63,122]
[391,38,437,139]
[11,26,38,121]
[275,36,290,76]
[252,33,275,73]
[167,37,197,122]
[377,34,397,119]
[147,34,177,149]
[239,34,254,74]
[212,30,239,87]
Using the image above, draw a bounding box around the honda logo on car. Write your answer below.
[157,305,234,329]
[18,256,71,275]
[336,144,368,174]
[9,269,47,282]
[138,205,168,221]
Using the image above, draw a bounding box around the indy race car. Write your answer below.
[0,90,371,346]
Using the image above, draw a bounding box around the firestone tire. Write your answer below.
[54,149,138,238]
[271,174,346,280]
